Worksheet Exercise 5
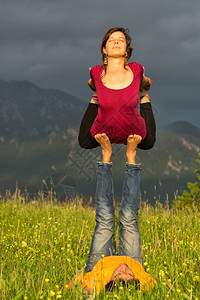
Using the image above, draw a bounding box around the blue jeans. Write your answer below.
[85,162,143,273]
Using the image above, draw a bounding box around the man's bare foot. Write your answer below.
[94,133,112,163]
[126,134,142,164]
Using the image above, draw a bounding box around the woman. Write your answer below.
[78,28,156,151]
[78,27,156,273]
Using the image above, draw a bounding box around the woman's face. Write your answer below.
[103,31,127,58]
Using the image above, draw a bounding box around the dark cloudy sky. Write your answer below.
[0,0,199,127]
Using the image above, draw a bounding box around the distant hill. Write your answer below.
[0,80,199,204]
[0,80,86,141]
[164,121,200,139]
[136,126,200,204]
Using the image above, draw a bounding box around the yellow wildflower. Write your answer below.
[22,241,27,247]
[159,270,165,278]
[50,290,55,296]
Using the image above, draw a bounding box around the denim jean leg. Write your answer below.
[85,162,115,273]
[118,163,143,265]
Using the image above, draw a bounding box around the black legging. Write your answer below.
[78,102,156,150]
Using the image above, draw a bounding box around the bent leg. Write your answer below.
[85,162,115,273]
[118,163,143,265]
[138,102,156,150]
[78,103,100,149]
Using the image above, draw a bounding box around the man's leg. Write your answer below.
[118,135,143,265]
[118,163,143,265]
[85,162,115,273]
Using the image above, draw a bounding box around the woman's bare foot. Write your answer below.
[140,94,151,104]
[126,134,142,164]
[94,133,112,163]
[140,76,152,103]
[90,91,99,104]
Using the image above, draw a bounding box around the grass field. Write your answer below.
[0,196,199,299]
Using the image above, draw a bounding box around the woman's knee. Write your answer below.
[78,135,95,149]
[78,135,90,149]
[78,133,100,149]
[138,136,156,150]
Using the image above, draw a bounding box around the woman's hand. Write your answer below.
[88,67,98,103]
[88,67,96,91]
[140,76,152,92]
[140,77,152,103]
[140,67,152,93]
[88,78,96,91]
[140,67,152,103]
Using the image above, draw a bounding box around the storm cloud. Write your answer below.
[0,0,199,127]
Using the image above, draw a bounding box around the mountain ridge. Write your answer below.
[0,79,87,141]
[162,120,200,139]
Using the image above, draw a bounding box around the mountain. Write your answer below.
[136,126,200,204]
[0,80,86,141]
[0,79,88,195]
[0,80,199,205]
[164,121,200,139]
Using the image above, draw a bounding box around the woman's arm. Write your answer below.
[88,77,99,105]
[88,78,96,91]
[140,67,152,93]
[139,66,152,103]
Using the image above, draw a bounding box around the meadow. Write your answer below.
[0,195,199,299]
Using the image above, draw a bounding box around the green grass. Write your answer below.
[0,197,199,299]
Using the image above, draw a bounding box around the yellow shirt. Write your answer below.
[74,256,156,292]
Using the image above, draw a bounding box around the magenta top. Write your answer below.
[90,62,146,144]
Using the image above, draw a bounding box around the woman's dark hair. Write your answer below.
[101,27,133,72]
